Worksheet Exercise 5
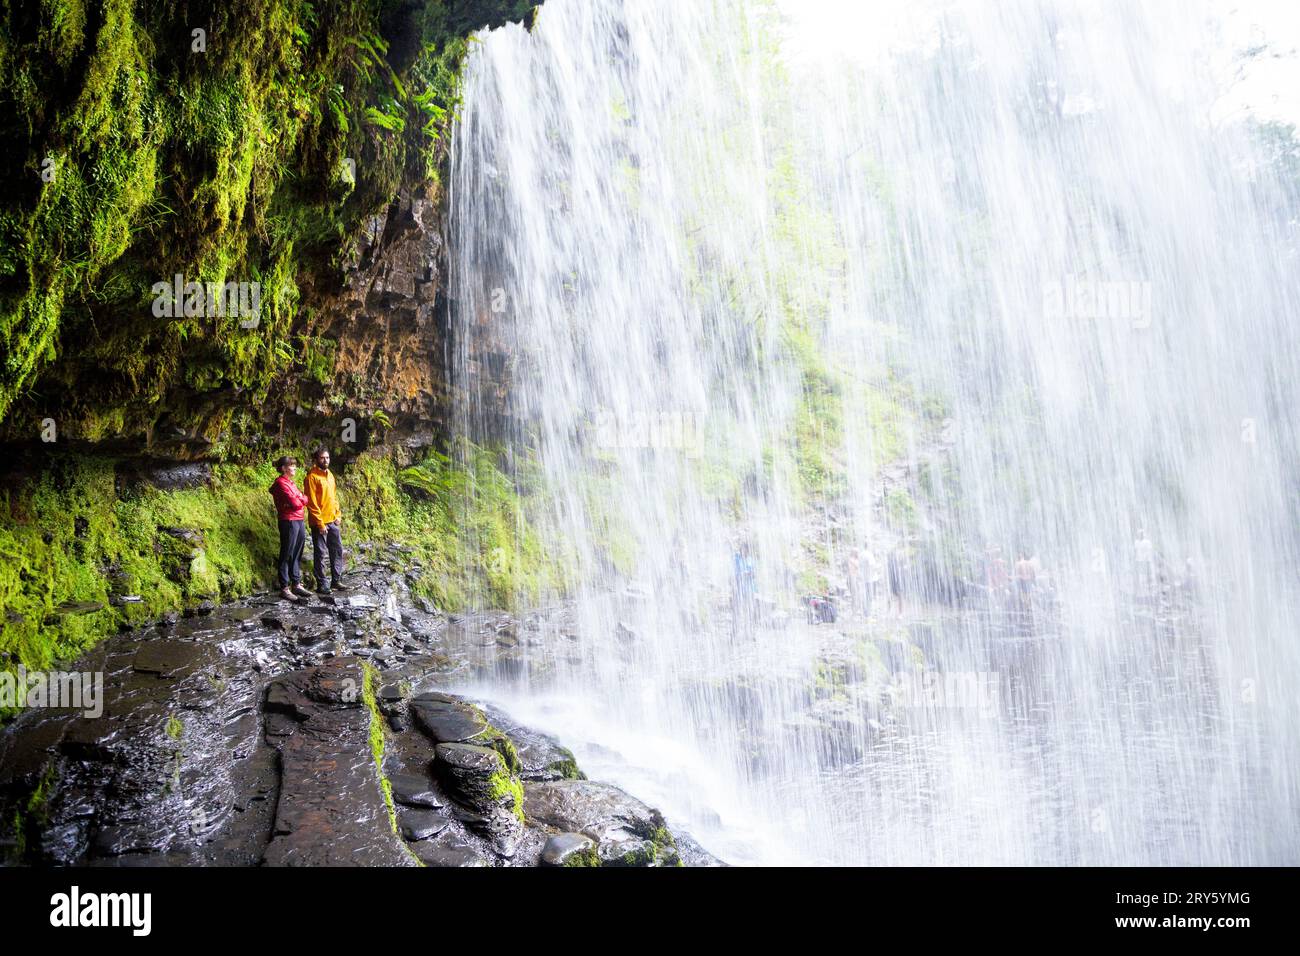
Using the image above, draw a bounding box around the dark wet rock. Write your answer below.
[264,683,310,720]
[410,694,489,743]
[399,808,452,841]
[411,694,520,773]
[261,658,414,866]
[261,614,287,630]
[0,714,69,781]
[55,600,105,616]
[59,719,123,763]
[541,832,597,867]
[110,594,144,607]
[0,559,711,868]
[158,526,203,546]
[483,707,585,782]
[38,820,90,865]
[91,823,170,857]
[673,830,728,867]
[411,829,490,867]
[2,635,264,865]
[116,461,213,492]
[131,640,210,678]
[389,772,442,809]
[525,780,679,867]
[433,742,523,855]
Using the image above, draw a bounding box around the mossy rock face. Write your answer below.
[0,0,543,444]
[432,742,524,854]
[523,779,681,868]
[0,443,561,718]
[479,706,587,782]
[409,693,522,774]
[544,751,585,782]
[540,832,599,867]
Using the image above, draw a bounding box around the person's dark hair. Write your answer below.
[312,447,330,462]
[274,455,297,470]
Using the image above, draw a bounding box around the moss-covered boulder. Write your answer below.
[524,779,681,867]
[432,741,524,855]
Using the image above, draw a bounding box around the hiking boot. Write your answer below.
[291,583,314,599]
[316,582,332,595]
[330,577,349,591]
[279,587,297,601]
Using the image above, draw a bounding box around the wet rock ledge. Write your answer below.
[0,559,720,867]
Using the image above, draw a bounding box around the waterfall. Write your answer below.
[449,0,1300,864]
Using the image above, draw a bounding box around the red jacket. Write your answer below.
[269,474,308,521]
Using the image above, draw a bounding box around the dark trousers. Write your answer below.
[277,519,305,588]
[312,520,344,586]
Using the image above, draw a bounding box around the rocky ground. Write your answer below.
[0,548,721,867]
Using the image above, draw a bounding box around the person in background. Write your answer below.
[304,447,348,594]
[731,541,758,625]
[270,456,313,602]
[986,547,1010,596]
[1014,551,1037,603]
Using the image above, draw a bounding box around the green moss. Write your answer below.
[0,439,574,720]
[487,766,525,825]
[0,0,541,434]
[361,658,423,865]
[390,441,570,609]
[8,760,59,863]
[619,845,655,866]
[562,844,601,867]
[300,334,337,386]
[478,725,521,775]
[545,747,584,781]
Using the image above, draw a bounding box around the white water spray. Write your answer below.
[449,0,1300,865]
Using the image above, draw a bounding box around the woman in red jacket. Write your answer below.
[269,456,313,601]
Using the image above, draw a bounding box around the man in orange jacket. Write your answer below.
[304,447,348,594]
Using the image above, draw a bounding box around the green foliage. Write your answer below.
[0,455,284,700]
[0,440,568,718]
[0,0,540,435]
[562,844,601,867]
[7,760,58,862]
[392,441,567,608]
[486,763,526,825]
